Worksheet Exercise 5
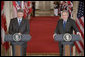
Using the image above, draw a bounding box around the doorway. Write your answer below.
[35,1,54,16]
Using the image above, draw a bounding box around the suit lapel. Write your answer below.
[15,18,19,27]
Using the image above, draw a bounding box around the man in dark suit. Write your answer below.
[8,9,30,56]
[53,10,81,56]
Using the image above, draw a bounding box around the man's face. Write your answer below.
[62,12,68,20]
[17,12,23,18]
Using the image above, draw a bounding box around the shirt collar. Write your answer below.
[63,19,67,24]
[17,18,22,21]
[17,18,22,20]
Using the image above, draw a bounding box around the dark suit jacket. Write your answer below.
[9,18,29,34]
[55,18,79,34]
[8,18,30,45]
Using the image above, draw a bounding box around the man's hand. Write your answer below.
[77,32,81,37]
[53,33,57,39]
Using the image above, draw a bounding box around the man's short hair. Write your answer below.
[17,9,24,13]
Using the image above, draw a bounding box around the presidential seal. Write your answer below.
[13,33,21,41]
[63,33,72,41]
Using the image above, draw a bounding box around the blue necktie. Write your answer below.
[63,21,66,30]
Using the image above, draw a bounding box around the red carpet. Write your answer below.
[27,16,60,53]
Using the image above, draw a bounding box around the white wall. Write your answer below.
[35,1,39,9]
[50,1,54,9]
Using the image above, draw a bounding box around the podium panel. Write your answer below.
[15,45,21,56]
[64,45,70,56]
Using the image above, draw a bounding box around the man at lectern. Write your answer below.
[53,10,81,56]
[8,9,30,56]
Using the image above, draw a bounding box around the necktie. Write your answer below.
[63,21,66,30]
[18,19,21,25]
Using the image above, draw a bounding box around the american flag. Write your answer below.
[12,1,32,18]
[23,1,32,18]
[22,1,29,18]
[27,1,32,14]
[59,1,73,18]
[75,1,84,53]
[1,1,9,52]
[12,1,21,10]
[12,1,22,17]
[66,1,73,18]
